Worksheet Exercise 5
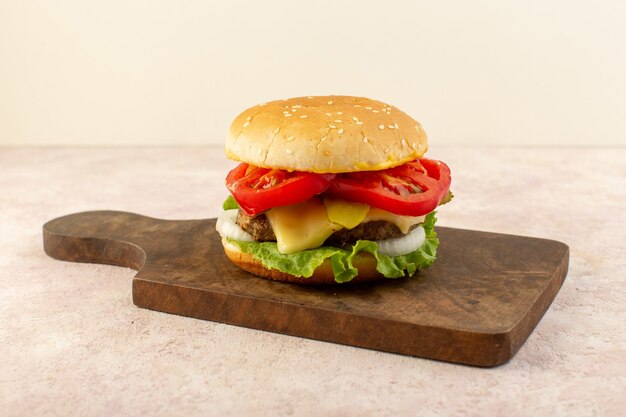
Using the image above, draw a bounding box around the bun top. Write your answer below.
[226,95,428,173]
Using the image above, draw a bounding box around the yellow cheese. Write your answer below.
[323,197,370,229]
[364,207,426,234]
[265,198,428,254]
[265,198,343,254]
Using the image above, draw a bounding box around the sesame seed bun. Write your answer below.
[222,239,385,285]
[226,95,428,173]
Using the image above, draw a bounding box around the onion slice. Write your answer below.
[215,210,254,242]
[375,225,426,257]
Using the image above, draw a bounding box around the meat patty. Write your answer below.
[236,211,420,246]
[236,211,276,241]
[325,221,420,246]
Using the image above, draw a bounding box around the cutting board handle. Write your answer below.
[43,210,154,270]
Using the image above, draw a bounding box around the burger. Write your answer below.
[216,95,452,285]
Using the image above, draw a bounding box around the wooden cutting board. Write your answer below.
[43,211,569,367]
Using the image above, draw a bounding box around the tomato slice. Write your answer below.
[226,163,336,216]
[326,158,451,216]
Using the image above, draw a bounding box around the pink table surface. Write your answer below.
[0,146,624,417]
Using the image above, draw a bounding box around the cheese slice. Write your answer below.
[265,198,342,254]
[364,208,426,234]
[265,198,428,254]
[323,198,425,233]
[323,197,370,229]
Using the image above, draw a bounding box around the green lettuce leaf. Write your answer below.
[222,195,240,210]
[227,212,439,283]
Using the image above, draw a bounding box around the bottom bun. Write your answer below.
[222,240,387,285]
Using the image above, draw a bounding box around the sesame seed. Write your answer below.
[363,137,369,144]
[300,115,308,119]
[336,111,343,115]
[286,136,295,141]
[246,116,251,121]
[327,101,333,105]
[394,123,399,129]
[401,139,408,147]
[353,104,361,107]
[329,124,337,129]
[337,128,344,134]
[286,149,294,155]
[334,119,342,123]
[292,105,302,108]
[352,116,359,121]
[273,127,280,134]
[291,109,297,112]
[284,113,292,117]
[388,124,395,129]
[372,110,380,113]
[378,124,385,130]
[243,121,250,128]
[324,150,331,156]
[320,136,327,141]
[386,111,391,115]
[365,106,372,110]
[355,121,363,125]
[325,113,332,116]
[283,111,289,114]
[384,147,390,154]
[411,142,418,150]
[307,96,313,99]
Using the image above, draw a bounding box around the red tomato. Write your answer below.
[226,163,336,216]
[326,158,451,216]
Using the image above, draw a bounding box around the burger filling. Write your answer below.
[217,157,452,282]
[236,198,426,252]
[217,204,440,283]
[239,212,421,245]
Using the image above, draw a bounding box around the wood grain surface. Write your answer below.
[43,211,569,367]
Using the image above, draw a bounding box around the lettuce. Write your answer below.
[222,195,240,210]
[227,212,439,283]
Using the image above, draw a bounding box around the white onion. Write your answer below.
[375,225,426,256]
[215,210,254,242]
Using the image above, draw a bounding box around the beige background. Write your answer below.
[1,0,625,147]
